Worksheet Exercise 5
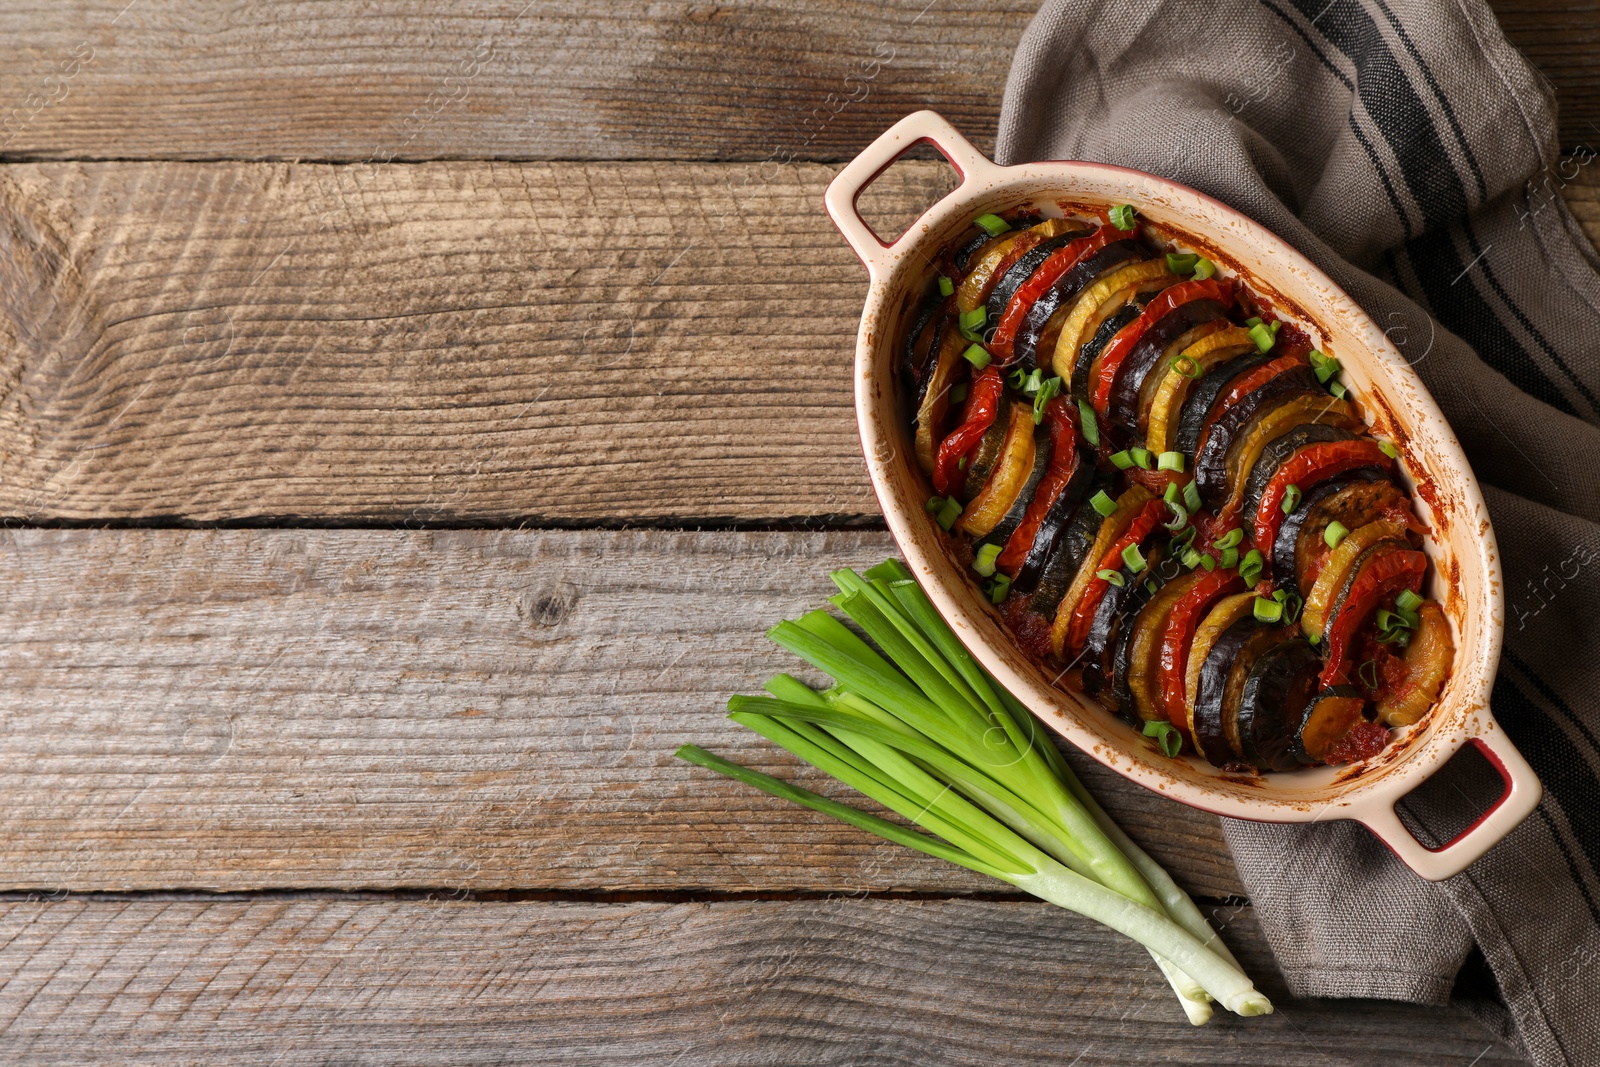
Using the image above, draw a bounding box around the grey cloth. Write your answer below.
[996,2,1600,1064]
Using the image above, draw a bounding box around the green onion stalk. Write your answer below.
[677,559,1271,1023]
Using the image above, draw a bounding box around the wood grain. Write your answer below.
[0,527,1241,898]
[0,158,930,524]
[0,1,1589,163]
[0,159,1593,525]
[0,0,1032,163]
[0,896,1518,1066]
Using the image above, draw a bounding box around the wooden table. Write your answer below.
[0,3,1592,1063]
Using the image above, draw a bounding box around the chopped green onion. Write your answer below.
[1214,528,1244,550]
[1248,322,1275,353]
[1310,350,1342,384]
[1378,438,1400,460]
[938,275,955,297]
[1239,548,1264,584]
[1090,490,1117,518]
[1308,631,1321,646]
[1198,553,1216,572]
[949,383,968,403]
[1192,257,1216,280]
[1143,720,1183,758]
[1329,380,1349,400]
[1323,520,1349,549]
[1163,502,1189,532]
[985,573,1012,603]
[1281,591,1303,625]
[1245,316,1263,328]
[1218,546,1239,570]
[1359,659,1381,690]
[933,496,963,530]
[1280,484,1302,514]
[1031,376,1062,423]
[1097,568,1126,587]
[1163,481,1182,505]
[1130,447,1154,470]
[1180,546,1202,569]
[1109,204,1136,230]
[975,213,1011,237]
[1182,479,1201,514]
[1171,354,1203,379]
[1111,450,1137,470]
[1396,589,1424,613]
[924,496,940,512]
[1078,399,1100,446]
[959,306,987,334]
[1123,544,1147,573]
[1145,579,1159,595]
[1157,451,1185,472]
[958,455,967,470]
[1171,524,1198,552]
[1023,369,1043,394]
[1252,597,1283,623]
[1166,252,1199,274]
[963,343,991,369]
[973,543,1003,577]
[1008,366,1029,389]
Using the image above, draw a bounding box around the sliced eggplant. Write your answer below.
[958,403,1036,538]
[1275,474,1409,594]
[912,326,966,474]
[1183,592,1259,736]
[956,218,1082,313]
[1192,364,1321,508]
[976,425,1053,551]
[985,229,1096,324]
[1013,444,1095,595]
[1192,617,1266,767]
[1071,299,1144,399]
[1269,470,1385,591]
[1211,393,1359,518]
[1028,491,1108,621]
[1014,240,1148,372]
[902,292,947,390]
[960,414,1012,500]
[1047,485,1157,655]
[1171,349,1277,457]
[1048,257,1172,384]
[1238,423,1360,527]
[1375,603,1453,726]
[1125,568,1212,726]
[949,211,1041,273]
[1238,638,1321,772]
[1144,328,1257,455]
[1106,299,1230,430]
[1088,546,1168,720]
[1293,686,1368,764]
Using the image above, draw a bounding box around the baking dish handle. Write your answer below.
[1357,723,1542,881]
[824,110,1000,279]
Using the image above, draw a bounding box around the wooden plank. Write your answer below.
[0,1,1032,163]
[0,897,1519,1066]
[0,160,1595,525]
[0,2,1590,162]
[0,159,916,523]
[0,527,1241,898]
[1488,0,1600,149]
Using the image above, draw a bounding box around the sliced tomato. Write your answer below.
[1089,278,1235,413]
[997,398,1080,573]
[989,227,1123,361]
[1157,569,1246,731]
[1190,352,1306,461]
[1252,439,1395,565]
[932,365,1003,494]
[1320,547,1428,686]
[1065,498,1168,650]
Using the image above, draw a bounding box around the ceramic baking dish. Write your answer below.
[824,110,1540,880]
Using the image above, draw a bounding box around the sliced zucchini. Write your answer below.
[1046,484,1156,656]
[1144,327,1257,455]
[1301,517,1411,639]
[1269,470,1385,592]
[1375,603,1453,726]
[1048,258,1175,384]
[912,325,967,474]
[957,402,1036,538]
[1171,349,1277,457]
[976,424,1053,551]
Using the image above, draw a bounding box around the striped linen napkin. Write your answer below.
[997,2,1600,1063]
